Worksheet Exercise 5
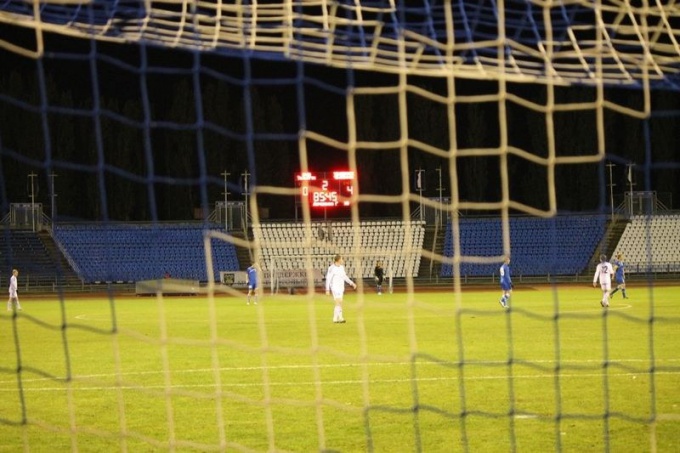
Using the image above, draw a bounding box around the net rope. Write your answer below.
[1,0,680,89]
[1,1,679,452]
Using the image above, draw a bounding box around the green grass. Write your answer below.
[0,285,678,452]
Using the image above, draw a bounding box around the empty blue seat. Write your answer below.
[441,215,606,278]
[54,223,239,283]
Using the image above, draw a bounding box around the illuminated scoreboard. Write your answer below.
[295,170,355,208]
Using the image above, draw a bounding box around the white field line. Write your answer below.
[71,302,635,322]
[1,360,678,391]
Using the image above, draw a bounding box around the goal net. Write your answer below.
[267,251,401,295]
[1,1,679,451]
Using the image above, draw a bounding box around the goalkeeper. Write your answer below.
[373,260,384,295]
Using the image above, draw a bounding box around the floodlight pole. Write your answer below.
[416,168,424,222]
[49,172,58,224]
[28,173,37,232]
[436,166,444,228]
[606,163,615,220]
[221,171,230,231]
[626,163,635,216]
[242,170,250,227]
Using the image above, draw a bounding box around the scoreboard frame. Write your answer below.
[294,170,355,209]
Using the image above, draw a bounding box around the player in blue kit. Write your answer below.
[246,263,259,305]
[499,256,512,309]
[609,253,628,299]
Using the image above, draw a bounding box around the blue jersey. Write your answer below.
[500,263,512,290]
[613,260,625,283]
[247,266,258,288]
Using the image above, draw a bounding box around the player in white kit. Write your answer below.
[592,254,614,308]
[325,254,356,323]
[7,269,22,311]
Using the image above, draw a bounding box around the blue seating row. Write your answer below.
[54,224,239,283]
[440,215,606,277]
[0,230,60,279]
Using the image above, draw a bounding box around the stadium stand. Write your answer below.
[253,220,425,279]
[0,229,62,286]
[440,215,606,278]
[53,223,239,283]
[5,214,679,289]
[613,214,680,273]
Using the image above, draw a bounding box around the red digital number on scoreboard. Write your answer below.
[295,170,355,208]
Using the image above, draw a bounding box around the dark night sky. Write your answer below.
[1,22,679,222]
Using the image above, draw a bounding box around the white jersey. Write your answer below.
[9,275,17,297]
[325,264,354,293]
[593,262,614,286]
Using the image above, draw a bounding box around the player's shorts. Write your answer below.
[500,282,512,291]
[248,283,257,290]
[331,288,345,300]
[616,277,625,284]
[600,283,612,291]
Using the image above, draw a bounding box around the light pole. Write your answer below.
[606,163,615,220]
[221,171,230,230]
[28,173,37,232]
[49,172,58,223]
[415,168,424,221]
[242,170,250,227]
[626,163,635,216]
[435,166,444,228]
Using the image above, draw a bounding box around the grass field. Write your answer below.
[1,284,679,452]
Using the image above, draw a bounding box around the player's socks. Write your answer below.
[610,288,619,297]
[622,289,628,298]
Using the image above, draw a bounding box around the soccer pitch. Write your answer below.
[1,285,678,452]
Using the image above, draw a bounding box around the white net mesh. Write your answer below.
[1,1,679,451]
